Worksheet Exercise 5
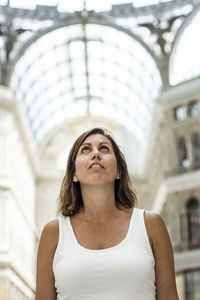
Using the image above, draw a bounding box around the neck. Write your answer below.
[79,184,120,222]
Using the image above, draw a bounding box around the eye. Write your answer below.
[101,145,109,152]
[81,146,90,153]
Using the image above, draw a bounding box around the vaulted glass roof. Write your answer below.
[170,6,200,85]
[11,23,162,144]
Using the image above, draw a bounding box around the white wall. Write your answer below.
[0,87,37,299]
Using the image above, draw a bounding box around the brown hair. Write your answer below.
[57,128,137,216]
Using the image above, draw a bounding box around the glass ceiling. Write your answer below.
[11,23,162,144]
[7,0,173,11]
[170,7,200,85]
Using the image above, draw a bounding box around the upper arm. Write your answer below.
[35,219,59,300]
[144,212,179,300]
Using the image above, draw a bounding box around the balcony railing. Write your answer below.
[165,161,200,178]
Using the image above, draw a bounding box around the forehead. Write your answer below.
[82,133,112,145]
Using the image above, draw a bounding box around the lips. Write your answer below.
[89,163,104,169]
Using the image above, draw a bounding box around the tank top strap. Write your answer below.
[53,214,74,269]
[130,207,154,258]
[60,214,75,248]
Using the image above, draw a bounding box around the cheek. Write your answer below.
[75,158,86,174]
[107,157,118,171]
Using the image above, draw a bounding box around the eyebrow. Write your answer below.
[80,142,111,147]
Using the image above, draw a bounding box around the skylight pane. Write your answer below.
[129,58,142,77]
[87,41,104,59]
[89,75,104,89]
[11,23,161,144]
[118,84,131,100]
[88,59,104,74]
[170,9,200,85]
[71,59,85,74]
[90,88,104,98]
[53,45,69,63]
[118,68,130,85]
[45,27,69,46]
[14,59,28,79]
[69,41,85,59]
[24,43,41,65]
[72,75,86,90]
[40,51,58,69]
[55,64,69,78]
[67,25,83,39]
[25,94,35,107]
[34,38,51,55]
[102,27,120,44]
[104,61,118,78]
[104,77,118,92]
[86,24,104,40]
[41,69,60,86]
[15,89,24,102]
[104,44,118,62]
[56,79,71,93]
[73,89,86,98]
[119,31,135,51]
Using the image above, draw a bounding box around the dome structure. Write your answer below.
[11,23,162,145]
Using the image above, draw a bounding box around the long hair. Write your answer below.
[57,128,137,216]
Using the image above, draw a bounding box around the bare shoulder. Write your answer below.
[39,219,59,253]
[36,219,59,299]
[144,210,171,252]
[144,210,168,233]
[42,219,59,234]
[144,211,179,299]
[144,210,166,231]
[144,211,164,226]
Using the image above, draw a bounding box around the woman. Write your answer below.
[35,128,179,300]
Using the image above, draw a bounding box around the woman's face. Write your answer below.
[73,134,120,186]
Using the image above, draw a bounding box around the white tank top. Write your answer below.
[53,207,156,300]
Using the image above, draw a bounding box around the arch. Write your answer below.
[11,18,160,78]
[10,22,162,145]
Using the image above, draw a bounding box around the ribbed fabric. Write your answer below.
[53,207,156,300]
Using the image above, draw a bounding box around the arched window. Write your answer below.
[177,136,188,168]
[191,133,200,165]
[188,100,200,117]
[174,105,187,121]
[186,198,200,248]
[185,269,200,300]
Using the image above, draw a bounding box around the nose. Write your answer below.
[92,148,102,160]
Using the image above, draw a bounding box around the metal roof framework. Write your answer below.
[0,0,200,147]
